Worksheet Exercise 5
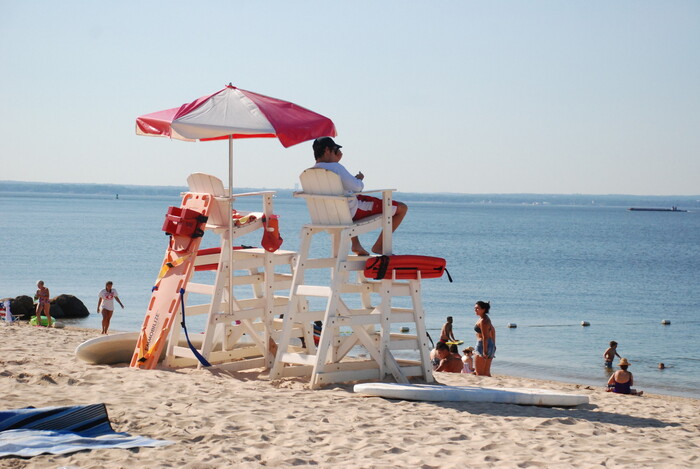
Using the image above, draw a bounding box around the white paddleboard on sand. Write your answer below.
[75,332,210,365]
[354,382,589,407]
[75,332,141,365]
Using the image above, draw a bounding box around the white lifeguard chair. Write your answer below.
[163,173,297,371]
[270,168,433,388]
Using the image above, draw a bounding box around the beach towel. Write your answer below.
[0,404,172,458]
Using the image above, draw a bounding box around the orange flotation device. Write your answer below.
[364,255,451,281]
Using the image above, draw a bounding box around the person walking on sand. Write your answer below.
[606,358,643,395]
[603,341,621,368]
[34,280,52,327]
[473,301,496,376]
[97,281,124,334]
[440,316,457,343]
[311,137,408,256]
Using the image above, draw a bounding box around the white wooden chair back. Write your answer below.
[187,172,229,226]
[298,168,354,225]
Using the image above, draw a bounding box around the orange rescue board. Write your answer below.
[130,192,213,369]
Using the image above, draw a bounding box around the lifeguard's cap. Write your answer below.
[313,136,341,154]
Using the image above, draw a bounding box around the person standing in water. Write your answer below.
[440,316,457,343]
[473,301,496,376]
[603,341,621,368]
[97,281,124,334]
[34,280,52,327]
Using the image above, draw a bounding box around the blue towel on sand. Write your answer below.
[0,404,172,457]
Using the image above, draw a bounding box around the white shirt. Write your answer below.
[312,162,364,215]
[99,288,118,311]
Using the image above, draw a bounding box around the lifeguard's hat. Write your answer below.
[313,137,341,157]
[619,357,630,366]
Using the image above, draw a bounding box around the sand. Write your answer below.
[1,324,699,468]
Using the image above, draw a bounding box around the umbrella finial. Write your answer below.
[227,82,234,88]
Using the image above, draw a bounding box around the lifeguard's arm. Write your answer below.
[97,295,103,312]
[116,296,124,308]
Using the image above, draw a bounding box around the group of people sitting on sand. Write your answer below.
[430,341,477,374]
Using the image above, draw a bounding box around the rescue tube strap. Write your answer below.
[178,288,211,367]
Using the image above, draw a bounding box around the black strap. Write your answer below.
[426,331,435,349]
[375,255,390,280]
[179,288,211,367]
[444,268,453,283]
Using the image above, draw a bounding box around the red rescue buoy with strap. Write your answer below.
[364,255,452,281]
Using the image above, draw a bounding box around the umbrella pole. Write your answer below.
[228,135,234,319]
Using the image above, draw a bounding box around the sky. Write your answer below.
[1,1,698,195]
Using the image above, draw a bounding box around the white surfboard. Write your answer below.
[75,332,141,365]
[75,332,210,365]
[353,382,589,407]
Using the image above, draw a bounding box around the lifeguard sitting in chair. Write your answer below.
[311,137,407,256]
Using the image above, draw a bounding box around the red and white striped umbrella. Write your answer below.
[136,84,337,189]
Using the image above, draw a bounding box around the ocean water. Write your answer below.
[1,188,699,399]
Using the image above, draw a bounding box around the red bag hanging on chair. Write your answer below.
[261,215,283,253]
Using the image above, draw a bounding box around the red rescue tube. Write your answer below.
[364,255,450,281]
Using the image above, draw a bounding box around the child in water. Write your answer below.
[603,341,621,368]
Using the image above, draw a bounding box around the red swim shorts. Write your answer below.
[353,194,399,221]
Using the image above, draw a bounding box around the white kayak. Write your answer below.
[353,382,589,407]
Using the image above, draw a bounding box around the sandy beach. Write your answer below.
[1,324,699,468]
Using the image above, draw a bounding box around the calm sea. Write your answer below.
[1,185,699,399]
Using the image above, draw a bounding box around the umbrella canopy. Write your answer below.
[136,84,336,147]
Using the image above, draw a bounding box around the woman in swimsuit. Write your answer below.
[473,301,496,376]
[34,280,52,327]
[606,358,643,395]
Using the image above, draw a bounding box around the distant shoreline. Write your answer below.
[2,180,699,208]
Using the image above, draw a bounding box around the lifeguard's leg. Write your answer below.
[372,202,408,254]
[351,237,369,256]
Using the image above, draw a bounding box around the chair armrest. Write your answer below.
[293,189,395,199]
[293,192,353,200]
[357,188,396,195]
